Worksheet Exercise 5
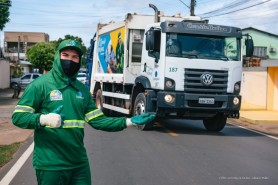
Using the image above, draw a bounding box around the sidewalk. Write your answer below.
[0,88,277,146]
[229,110,278,136]
[0,88,33,146]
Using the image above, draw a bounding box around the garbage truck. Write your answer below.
[88,4,254,131]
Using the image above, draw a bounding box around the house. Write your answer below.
[241,27,278,111]
[243,27,278,59]
[3,31,49,76]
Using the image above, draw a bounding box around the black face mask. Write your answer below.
[60,59,80,77]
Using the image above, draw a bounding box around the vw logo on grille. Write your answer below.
[200,73,213,86]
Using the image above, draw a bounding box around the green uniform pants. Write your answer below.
[36,165,91,185]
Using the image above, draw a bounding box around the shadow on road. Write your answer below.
[152,119,263,137]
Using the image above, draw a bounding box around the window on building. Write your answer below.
[6,42,24,53]
[253,47,267,57]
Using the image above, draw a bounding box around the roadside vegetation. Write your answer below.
[0,143,21,167]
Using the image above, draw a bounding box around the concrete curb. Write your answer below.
[239,117,278,124]
[228,118,278,136]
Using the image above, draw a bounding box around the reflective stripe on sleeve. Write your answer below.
[85,109,104,122]
[45,120,85,128]
[63,120,85,128]
[13,105,35,113]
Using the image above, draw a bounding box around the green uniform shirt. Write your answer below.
[12,40,127,170]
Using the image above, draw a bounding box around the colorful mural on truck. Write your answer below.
[97,27,125,74]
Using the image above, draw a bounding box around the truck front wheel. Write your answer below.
[133,93,153,130]
[203,113,227,132]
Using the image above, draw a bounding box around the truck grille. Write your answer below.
[184,68,228,94]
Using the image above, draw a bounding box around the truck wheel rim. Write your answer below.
[135,100,145,115]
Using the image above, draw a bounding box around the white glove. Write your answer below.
[126,113,156,127]
[126,118,133,127]
[40,113,62,128]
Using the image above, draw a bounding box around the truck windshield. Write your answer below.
[165,33,240,61]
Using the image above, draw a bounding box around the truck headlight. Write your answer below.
[164,94,175,103]
[233,97,240,105]
[234,82,241,94]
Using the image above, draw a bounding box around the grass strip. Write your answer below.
[0,143,21,167]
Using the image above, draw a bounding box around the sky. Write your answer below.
[1,0,278,47]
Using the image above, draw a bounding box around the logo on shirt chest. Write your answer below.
[50,90,63,101]
[76,91,84,99]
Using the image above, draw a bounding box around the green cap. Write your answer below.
[58,39,83,56]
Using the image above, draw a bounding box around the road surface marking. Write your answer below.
[155,122,178,137]
[229,123,278,140]
[0,142,34,185]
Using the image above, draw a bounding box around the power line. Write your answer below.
[177,0,190,8]
[202,0,272,18]
[198,0,253,16]
[217,6,278,20]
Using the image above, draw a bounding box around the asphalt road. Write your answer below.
[2,119,278,185]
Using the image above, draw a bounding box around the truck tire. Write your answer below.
[203,113,227,132]
[133,93,153,130]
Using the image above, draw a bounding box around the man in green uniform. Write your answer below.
[12,39,155,185]
[116,32,124,73]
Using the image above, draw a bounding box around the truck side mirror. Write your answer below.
[245,38,254,57]
[145,29,161,51]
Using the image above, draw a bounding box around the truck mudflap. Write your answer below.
[152,91,241,118]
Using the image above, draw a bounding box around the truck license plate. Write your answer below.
[198,98,215,104]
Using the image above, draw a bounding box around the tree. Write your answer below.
[51,35,87,67]
[0,0,11,30]
[26,42,56,73]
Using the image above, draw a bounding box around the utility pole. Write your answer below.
[190,0,196,16]
[17,36,20,66]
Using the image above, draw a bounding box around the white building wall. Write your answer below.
[241,69,267,110]
[0,59,10,89]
